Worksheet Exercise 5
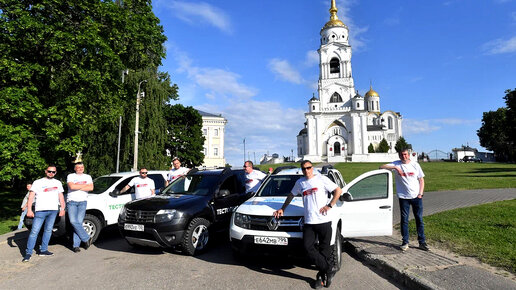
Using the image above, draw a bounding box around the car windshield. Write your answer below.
[257,175,302,197]
[91,176,122,194]
[162,175,220,196]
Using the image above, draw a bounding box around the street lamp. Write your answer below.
[133,79,147,171]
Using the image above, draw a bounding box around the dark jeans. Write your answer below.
[399,197,426,245]
[303,222,332,273]
[26,210,58,255]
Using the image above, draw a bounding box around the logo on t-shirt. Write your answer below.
[43,187,58,192]
[303,188,318,196]
[246,179,253,183]
[75,181,87,184]
[136,184,148,188]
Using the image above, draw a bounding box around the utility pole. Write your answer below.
[133,80,147,172]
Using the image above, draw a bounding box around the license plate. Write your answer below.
[254,236,288,245]
[124,223,144,231]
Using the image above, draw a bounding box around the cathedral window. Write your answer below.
[357,103,360,108]
[330,58,340,74]
[330,92,342,103]
[388,117,393,129]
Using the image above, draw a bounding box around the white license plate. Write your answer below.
[124,223,144,231]
[254,236,288,246]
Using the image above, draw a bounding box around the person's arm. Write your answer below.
[67,181,94,192]
[273,193,295,218]
[379,163,403,176]
[58,192,66,216]
[120,185,131,193]
[26,191,35,218]
[417,177,425,198]
[319,184,343,215]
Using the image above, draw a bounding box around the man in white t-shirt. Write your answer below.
[67,162,94,253]
[166,157,189,186]
[380,148,428,252]
[121,168,155,199]
[274,160,342,288]
[23,165,66,262]
[243,161,266,193]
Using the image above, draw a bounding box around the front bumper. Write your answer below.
[118,218,187,248]
[230,223,304,254]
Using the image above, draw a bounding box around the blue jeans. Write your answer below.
[67,201,90,247]
[26,210,58,255]
[17,209,27,230]
[399,197,426,245]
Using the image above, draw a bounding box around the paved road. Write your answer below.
[0,228,406,289]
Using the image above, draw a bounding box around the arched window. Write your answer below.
[330,92,342,103]
[334,142,341,155]
[312,105,315,110]
[388,117,393,129]
[330,58,340,74]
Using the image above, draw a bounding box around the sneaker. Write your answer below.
[22,254,31,262]
[400,243,409,251]
[38,251,54,256]
[325,268,337,288]
[419,243,430,251]
[83,237,92,250]
[73,247,81,253]
[313,271,325,289]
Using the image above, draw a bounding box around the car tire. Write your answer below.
[181,217,210,256]
[330,228,342,271]
[83,214,102,243]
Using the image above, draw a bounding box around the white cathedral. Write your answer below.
[297,0,403,163]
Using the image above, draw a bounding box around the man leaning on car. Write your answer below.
[273,160,342,288]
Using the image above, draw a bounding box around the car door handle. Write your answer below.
[379,205,391,209]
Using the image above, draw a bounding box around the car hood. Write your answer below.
[125,194,206,211]
[236,196,304,216]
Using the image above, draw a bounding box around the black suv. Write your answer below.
[118,168,253,256]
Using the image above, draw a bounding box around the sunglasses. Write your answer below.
[140,172,148,174]
[47,171,56,174]
[301,166,313,171]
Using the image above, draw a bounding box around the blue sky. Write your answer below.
[152,0,516,166]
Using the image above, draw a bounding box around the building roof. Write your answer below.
[197,109,222,117]
[322,0,348,30]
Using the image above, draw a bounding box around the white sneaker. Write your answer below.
[400,243,409,251]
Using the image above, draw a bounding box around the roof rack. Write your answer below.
[272,165,298,175]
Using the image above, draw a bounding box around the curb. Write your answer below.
[0,229,29,246]
[344,241,442,290]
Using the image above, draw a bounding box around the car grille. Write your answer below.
[125,209,158,223]
[248,215,304,232]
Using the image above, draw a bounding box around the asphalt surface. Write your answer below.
[1,188,515,289]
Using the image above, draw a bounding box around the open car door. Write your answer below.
[338,169,393,237]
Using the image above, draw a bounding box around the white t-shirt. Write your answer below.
[128,177,155,199]
[31,177,64,211]
[291,174,338,224]
[167,167,189,182]
[66,173,93,202]
[245,170,267,193]
[388,160,425,199]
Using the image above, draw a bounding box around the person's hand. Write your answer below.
[273,208,284,218]
[59,208,65,217]
[395,167,405,176]
[417,193,423,199]
[27,210,34,218]
[319,205,331,215]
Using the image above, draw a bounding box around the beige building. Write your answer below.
[198,110,227,168]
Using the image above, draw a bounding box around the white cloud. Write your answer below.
[159,1,232,34]
[435,118,479,125]
[304,50,320,67]
[335,0,369,51]
[268,58,305,84]
[403,118,479,135]
[482,36,516,54]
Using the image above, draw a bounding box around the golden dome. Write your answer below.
[322,0,347,30]
[365,85,379,97]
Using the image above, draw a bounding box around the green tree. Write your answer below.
[0,0,171,181]
[368,143,375,153]
[377,138,390,153]
[395,137,410,153]
[477,108,512,162]
[163,105,205,168]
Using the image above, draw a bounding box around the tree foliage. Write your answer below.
[0,0,177,183]
[377,138,390,153]
[477,89,515,162]
[368,143,375,153]
[395,137,411,153]
[164,105,205,168]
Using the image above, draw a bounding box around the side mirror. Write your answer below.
[216,189,231,198]
[109,189,121,197]
[339,192,353,202]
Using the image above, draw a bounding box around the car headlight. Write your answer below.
[119,206,127,220]
[234,213,251,229]
[154,209,181,223]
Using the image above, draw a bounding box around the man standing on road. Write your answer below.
[244,161,266,193]
[121,167,155,199]
[273,160,342,288]
[23,165,66,262]
[165,157,190,186]
[380,148,429,252]
[67,162,94,253]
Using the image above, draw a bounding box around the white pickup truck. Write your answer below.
[229,166,393,270]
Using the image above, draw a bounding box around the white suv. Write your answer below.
[229,166,393,270]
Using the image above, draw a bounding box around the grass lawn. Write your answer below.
[408,199,516,274]
[0,189,24,234]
